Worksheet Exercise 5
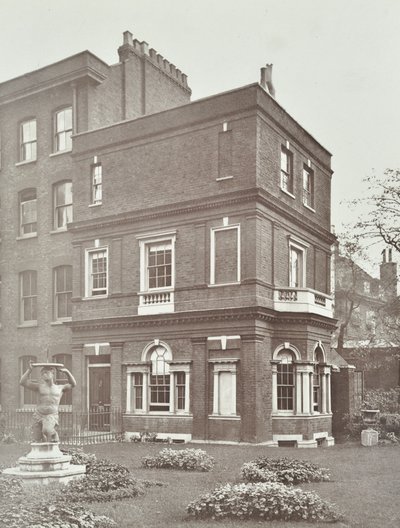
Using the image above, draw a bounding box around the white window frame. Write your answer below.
[210,359,239,417]
[54,265,72,321]
[137,231,176,315]
[302,165,315,210]
[20,270,37,324]
[91,163,103,205]
[20,119,37,162]
[210,224,241,286]
[288,236,308,288]
[54,107,72,153]
[85,247,109,298]
[19,188,37,238]
[272,344,300,416]
[280,145,294,196]
[126,341,190,415]
[53,180,73,231]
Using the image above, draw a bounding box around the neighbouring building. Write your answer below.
[334,248,400,391]
[0,31,339,446]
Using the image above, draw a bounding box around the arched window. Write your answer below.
[20,270,37,323]
[52,353,72,406]
[313,346,324,413]
[54,266,72,320]
[127,342,190,414]
[20,355,37,406]
[19,188,37,237]
[53,180,73,230]
[276,350,295,411]
[149,345,172,412]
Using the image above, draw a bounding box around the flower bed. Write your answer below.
[187,482,341,522]
[142,447,215,471]
[241,457,330,484]
[0,476,116,528]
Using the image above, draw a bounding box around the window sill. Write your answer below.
[208,282,241,288]
[303,203,316,213]
[272,413,332,418]
[125,412,192,418]
[18,321,38,328]
[51,319,72,325]
[216,176,233,181]
[82,295,108,300]
[15,159,37,167]
[49,149,72,158]
[50,228,68,235]
[16,233,38,241]
[209,414,241,420]
[280,187,295,199]
[88,202,102,207]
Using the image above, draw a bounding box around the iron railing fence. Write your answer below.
[0,407,123,445]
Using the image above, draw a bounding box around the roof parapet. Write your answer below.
[118,31,189,90]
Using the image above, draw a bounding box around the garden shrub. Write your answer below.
[61,446,97,466]
[0,476,116,528]
[364,389,400,414]
[142,447,215,471]
[343,411,400,442]
[241,457,330,484]
[187,482,342,522]
[64,458,145,502]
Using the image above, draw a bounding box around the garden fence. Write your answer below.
[0,407,123,445]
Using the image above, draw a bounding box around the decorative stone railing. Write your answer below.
[274,288,333,318]
[138,290,174,315]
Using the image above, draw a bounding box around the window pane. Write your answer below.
[147,246,172,289]
[218,371,235,415]
[176,372,186,410]
[277,362,294,411]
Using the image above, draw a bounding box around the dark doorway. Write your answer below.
[89,365,111,430]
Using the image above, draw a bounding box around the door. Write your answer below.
[89,366,111,430]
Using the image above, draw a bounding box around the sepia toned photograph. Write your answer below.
[0,1,399,527]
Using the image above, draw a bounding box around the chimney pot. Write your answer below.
[260,64,276,98]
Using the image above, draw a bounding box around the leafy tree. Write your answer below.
[352,170,400,254]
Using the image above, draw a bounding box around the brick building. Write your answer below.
[334,248,398,349]
[0,32,338,446]
[334,248,399,391]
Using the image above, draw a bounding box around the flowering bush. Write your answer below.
[187,482,342,522]
[241,457,330,484]
[64,458,145,502]
[0,476,116,528]
[142,448,215,471]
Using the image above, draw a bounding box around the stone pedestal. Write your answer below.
[361,429,379,447]
[3,442,86,485]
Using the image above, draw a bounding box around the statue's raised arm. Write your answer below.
[19,360,39,391]
[57,366,77,392]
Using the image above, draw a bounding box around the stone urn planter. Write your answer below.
[361,409,380,447]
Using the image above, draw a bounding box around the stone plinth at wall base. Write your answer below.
[324,436,335,447]
[2,442,86,485]
[297,439,318,448]
[263,440,279,447]
[361,428,379,447]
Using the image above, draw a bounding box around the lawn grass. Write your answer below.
[1,441,399,527]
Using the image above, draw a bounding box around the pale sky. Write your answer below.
[1,0,399,272]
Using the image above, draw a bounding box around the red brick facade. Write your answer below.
[0,33,338,446]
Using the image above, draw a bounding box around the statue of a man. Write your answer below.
[20,362,77,443]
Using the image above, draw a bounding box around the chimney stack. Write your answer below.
[380,248,398,300]
[260,64,276,98]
